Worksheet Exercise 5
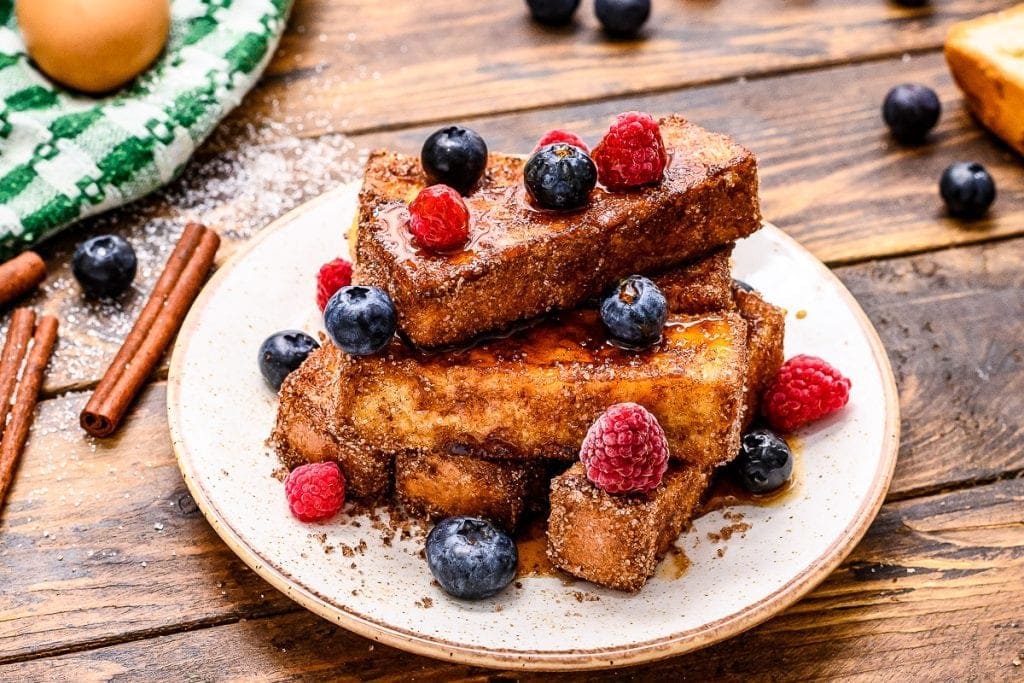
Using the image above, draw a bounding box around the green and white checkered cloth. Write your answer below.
[0,0,292,259]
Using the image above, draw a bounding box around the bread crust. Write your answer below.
[735,287,786,427]
[394,452,549,530]
[355,115,761,348]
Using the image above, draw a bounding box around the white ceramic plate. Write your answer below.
[168,183,899,671]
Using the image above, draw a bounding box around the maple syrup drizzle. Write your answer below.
[697,435,804,517]
[514,437,802,582]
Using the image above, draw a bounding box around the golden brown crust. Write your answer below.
[735,287,786,428]
[546,463,709,592]
[945,7,1024,157]
[268,337,393,501]
[275,310,747,471]
[354,115,761,348]
[654,245,735,315]
[394,452,548,530]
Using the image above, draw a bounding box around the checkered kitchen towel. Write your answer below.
[0,0,292,259]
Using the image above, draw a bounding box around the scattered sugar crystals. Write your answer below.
[7,119,361,409]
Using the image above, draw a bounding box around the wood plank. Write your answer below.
[18,53,1024,394]
[225,0,1013,135]
[0,385,298,662]
[5,477,1021,679]
[1,238,1021,662]
[837,240,1024,498]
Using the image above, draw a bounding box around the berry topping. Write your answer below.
[595,0,651,36]
[524,143,597,211]
[592,111,667,190]
[72,235,137,298]
[257,330,320,391]
[763,355,852,432]
[426,517,518,600]
[579,403,669,494]
[284,462,345,523]
[421,126,489,194]
[732,278,755,293]
[600,274,668,347]
[315,257,353,311]
[526,0,581,25]
[733,428,793,494]
[882,83,941,143]
[323,285,397,356]
[533,129,590,154]
[940,162,996,219]
[408,185,471,252]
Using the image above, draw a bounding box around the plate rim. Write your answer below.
[167,183,901,671]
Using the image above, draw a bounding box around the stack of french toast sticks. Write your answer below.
[271,114,786,592]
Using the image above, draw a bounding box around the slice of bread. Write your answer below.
[946,5,1024,156]
[355,115,761,348]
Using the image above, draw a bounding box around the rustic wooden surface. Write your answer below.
[2,0,1023,680]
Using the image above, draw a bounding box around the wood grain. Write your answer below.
[0,385,297,662]
[225,0,1014,135]
[16,53,1024,396]
[5,477,1021,679]
[1,238,1021,663]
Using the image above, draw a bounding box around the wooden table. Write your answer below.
[2,1,1023,679]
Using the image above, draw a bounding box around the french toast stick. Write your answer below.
[735,286,785,426]
[394,452,549,530]
[355,115,761,348]
[546,463,708,592]
[269,334,393,501]
[386,282,783,528]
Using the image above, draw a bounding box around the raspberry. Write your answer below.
[408,184,471,252]
[285,462,346,523]
[591,112,668,190]
[534,129,590,155]
[762,355,852,432]
[579,403,669,494]
[315,257,353,311]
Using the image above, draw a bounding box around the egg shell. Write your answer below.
[16,0,171,94]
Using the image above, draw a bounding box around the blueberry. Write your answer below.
[72,235,137,298]
[882,84,941,143]
[421,126,489,194]
[600,275,667,347]
[323,285,397,356]
[595,0,651,36]
[258,330,319,391]
[425,517,518,600]
[940,162,996,219]
[734,429,793,494]
[526,0,580,25]
[524,143,597,211]
[732,278,755,293]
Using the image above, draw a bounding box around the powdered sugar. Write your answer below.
[5,121,362,401]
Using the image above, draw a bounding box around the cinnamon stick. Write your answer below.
[0,252,46,307]
[0,315,58,504]
[80,224,220,437]
[0,308,36,430]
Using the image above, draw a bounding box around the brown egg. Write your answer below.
[16,0,171,94]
